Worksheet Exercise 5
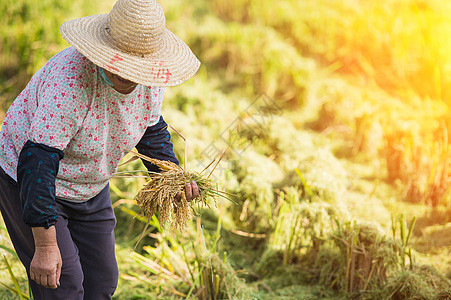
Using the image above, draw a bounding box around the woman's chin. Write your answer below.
[114,85,137,94]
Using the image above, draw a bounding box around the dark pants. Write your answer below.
[0,166,118,300]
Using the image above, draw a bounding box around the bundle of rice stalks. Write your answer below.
[118,148,234,232]
[135,156,212,230]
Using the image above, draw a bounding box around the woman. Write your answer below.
[0,0,200,298]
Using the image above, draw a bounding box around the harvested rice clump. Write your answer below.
[134,156,214,230]
[118,148,233,240]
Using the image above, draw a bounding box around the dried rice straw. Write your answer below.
[118,128,235,249]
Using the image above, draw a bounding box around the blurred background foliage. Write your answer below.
[1,0,451,299]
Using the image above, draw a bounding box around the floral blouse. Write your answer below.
[0,47,164,201]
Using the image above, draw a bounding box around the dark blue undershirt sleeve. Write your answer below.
[135,116,179,172]
[17,140,64,228]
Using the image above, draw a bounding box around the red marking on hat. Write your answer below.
[155,68,161,80]
[104,64,119,72]
[164,68,172,83]
[110,53,123,64]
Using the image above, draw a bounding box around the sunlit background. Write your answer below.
[1,0,451,298]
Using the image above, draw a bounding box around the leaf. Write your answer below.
[109,181,128,199]
[118,155,140,167]
[0,244,19,259]
[3,255,26,300]
[120,147,174,171]
[0,282,30,299]
[168,124,187,171]
[295,168,313,197]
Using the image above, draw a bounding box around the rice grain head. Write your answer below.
[134,158,215,230]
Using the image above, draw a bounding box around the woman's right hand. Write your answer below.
[30,227,62,289]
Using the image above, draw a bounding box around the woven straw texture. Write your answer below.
[60,0,200,87]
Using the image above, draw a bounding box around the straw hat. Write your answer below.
[60,0,200,87]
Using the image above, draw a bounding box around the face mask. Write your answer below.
[99,67,115,87]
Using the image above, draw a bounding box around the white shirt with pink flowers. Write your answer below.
[0,47,163,201]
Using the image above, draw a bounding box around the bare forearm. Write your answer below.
[32,226,57,247]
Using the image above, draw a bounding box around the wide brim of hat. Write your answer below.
[60,14,200,87]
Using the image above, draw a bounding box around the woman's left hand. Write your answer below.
[176,181,199,201]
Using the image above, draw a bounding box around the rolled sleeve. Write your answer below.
[17,140,64,228]
[135,116,179,173]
